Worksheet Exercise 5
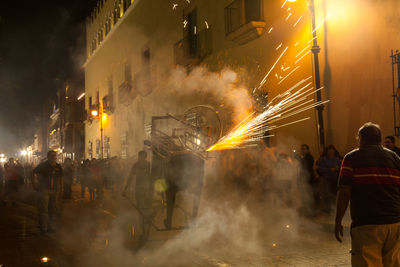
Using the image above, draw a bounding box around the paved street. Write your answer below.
[0,184,352,267]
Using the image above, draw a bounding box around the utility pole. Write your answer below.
[309,0,325,150]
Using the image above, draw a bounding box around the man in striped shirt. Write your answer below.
[335,122,400,266]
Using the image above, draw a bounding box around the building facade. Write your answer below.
[84,0,400,159]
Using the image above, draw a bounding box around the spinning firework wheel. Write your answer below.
[182,105,222,152]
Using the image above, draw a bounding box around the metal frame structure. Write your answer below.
[125,106,221,240]
[391,50,400,136]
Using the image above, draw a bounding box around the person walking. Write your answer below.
[384,135,400,157]
[80,160,90,199]
[32,150,63,234]
[317,145,342,214]
[63,158,74,199]
[122,151,152,244]
[335,122,400,266]
[2,158,21,206]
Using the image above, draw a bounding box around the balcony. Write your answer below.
[174,28,213,67]
[102,94,114,114]
[225,0,266,45]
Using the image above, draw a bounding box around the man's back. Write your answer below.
[340,145,400,227]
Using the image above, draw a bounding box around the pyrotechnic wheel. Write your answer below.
[183,105,222,150]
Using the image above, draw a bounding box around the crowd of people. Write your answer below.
[0,153,132,234]
[2,125,400,264]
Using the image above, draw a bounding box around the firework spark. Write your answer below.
[253,46,288,93]
[312,14,330,34]
[268,27,274,34]
[208,77,329,151]
[293,16,303,27]
[295,50,311,64]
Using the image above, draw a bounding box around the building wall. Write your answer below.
[84,0,400,159]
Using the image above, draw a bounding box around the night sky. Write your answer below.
[0,0,97,153]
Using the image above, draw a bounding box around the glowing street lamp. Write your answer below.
[89,104,104,159]
[91,110,98,117]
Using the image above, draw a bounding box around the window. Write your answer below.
[186,9,198,56]
[88,141,93,160]
[121,133,128,159]
[123,0,131,12]
[95,139,101,159]
[103,76,114,113]
[113,6,120,24]
[104,137,110,158]
[98,29,103,45]
[91,39,97,53]
[225,0,264,35]
[105,18,111,35]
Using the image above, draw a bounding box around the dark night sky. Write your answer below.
[0,0,97,153]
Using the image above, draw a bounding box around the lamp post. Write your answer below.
[90,108,104,159]
[309,0,325,150]
[289,0,326,150]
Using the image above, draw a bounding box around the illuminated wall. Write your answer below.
[84,0,400,159]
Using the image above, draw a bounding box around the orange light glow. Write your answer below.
[40,257,50,263]
[91,110,98,117]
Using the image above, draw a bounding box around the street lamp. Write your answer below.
[89,105,103,159]
[289,0,326,150]
[91,110,99,117]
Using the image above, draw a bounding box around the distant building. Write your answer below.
[84,0,400,158]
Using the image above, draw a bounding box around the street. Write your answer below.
[0,184,351,267]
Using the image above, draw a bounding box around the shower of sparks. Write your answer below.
[278,66,300,85]
[253,46,288,93]
[285,13,292,21]
[172,3,178,10]
[307,36,317,44]
[205,21,209,29]
[281,0,287,8]
[268,27,273,34]
[276,43,283,50]
[208,78,329,151]
[287,8,291,11]
[294,41,299,47]
[183,20,188,28]
[295,50,311,64]
[312,14,330,34]
[293,16,303,27]
[296,44,311,58]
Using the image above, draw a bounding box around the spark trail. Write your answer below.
[207,78,329,151]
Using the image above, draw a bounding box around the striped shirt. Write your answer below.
[339,145,400,227]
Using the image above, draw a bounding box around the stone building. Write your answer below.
[84,0,400,159]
